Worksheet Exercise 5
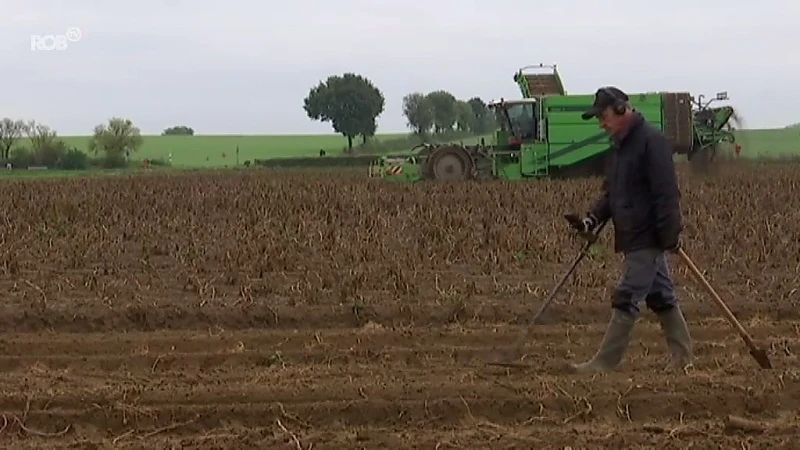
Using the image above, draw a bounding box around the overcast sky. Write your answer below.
[2,0,797,135]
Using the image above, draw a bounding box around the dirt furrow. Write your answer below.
[0,382,795,439]
[0,320,792,356]
[6,419,800,450]
[0,297,787,333]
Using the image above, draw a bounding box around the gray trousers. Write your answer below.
[612,248,677,315]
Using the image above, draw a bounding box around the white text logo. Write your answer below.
[31,27,82,51]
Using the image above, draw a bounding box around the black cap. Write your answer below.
[581,87,629,120]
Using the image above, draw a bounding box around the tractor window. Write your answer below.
[504,103,537,140]
[505,103,533,121]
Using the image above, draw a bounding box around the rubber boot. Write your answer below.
[656,305,693,371]
[570,309,637,373]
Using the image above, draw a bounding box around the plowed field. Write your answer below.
[1,162,799,449]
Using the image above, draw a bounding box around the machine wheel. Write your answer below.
[688,145,718,175]
[428,145,474,181]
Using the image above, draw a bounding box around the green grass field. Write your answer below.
[54,133,491,168]
[0,127,792,180]
[733,128,800,158]
[57,133,413,168]
[52,128,798,169]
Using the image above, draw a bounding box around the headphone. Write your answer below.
[598,87,628,115]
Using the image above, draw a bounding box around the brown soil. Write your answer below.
[0,162,798,448]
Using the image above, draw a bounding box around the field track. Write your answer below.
[1,162,799,448]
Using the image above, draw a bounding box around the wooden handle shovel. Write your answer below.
[676,247,772,369]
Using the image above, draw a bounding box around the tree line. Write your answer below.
[0,117,148,170]
[303,73,495,152]
[401,92,493,137]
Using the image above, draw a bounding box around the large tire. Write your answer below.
[427,145,474,181]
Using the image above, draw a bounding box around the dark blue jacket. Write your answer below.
[590,112,682,253]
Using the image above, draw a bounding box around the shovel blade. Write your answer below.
[750,347,772,369]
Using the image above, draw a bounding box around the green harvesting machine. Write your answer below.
[369,64,739,181]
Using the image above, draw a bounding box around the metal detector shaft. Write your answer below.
[510,220,608,345]
[531,220,608,325]
[488,220,609,368]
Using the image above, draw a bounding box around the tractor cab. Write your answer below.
[489,98,541,149]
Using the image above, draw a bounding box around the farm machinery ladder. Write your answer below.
[530,147,549,177]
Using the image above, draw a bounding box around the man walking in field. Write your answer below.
[568,87,692,373]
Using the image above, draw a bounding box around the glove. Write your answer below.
[564,212,599,233]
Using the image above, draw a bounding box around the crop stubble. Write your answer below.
[0,163,798,448]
